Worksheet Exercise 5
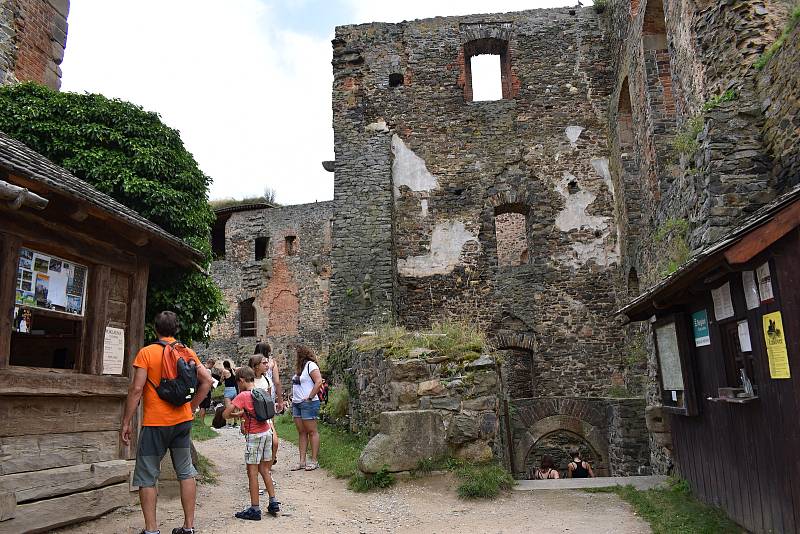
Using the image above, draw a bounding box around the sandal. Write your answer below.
[290,463,306,471]
[305,461,319,471]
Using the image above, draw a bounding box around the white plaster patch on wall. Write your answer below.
[391,134,439,198]
[398,220,478,277]
[554,172,608,232]
[421,199,428,217]
[590,157,614,195]
[366,119,389,132]
[566,232,620,268]
[565,125,584,147]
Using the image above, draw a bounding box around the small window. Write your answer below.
[239,298,256,337]
[462,38,512,102]
[389,73,404,87]
[211,219,226,260]
[285,236,296,256]
[470,54,502,101]
[494,204,529,268]
[10,247,88,369]
[255,237,269,261]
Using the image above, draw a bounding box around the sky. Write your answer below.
[60,0,590,206]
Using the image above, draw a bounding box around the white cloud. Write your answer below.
[60,0,583,206]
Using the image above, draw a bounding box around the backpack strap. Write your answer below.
[145,339,182,391]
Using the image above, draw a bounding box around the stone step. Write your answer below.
[514,475,668,491]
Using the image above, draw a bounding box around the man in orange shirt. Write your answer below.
[121,311,213,534]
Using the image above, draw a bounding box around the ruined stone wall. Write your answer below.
[0,0,68,88]
[198,202,334,382]
[331,8,629,399]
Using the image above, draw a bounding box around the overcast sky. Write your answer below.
[60,0,587,206]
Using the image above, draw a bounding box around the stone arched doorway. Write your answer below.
[524,429,603,479]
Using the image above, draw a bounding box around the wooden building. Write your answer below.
[0,132,203,533]
[619,184,800,533]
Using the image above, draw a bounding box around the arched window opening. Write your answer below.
[642,0,667,50]
[628,267,640,297]
[239,298,256,337]
[494,203,529,268]
[463,38,512,102]
[389,72,404,87]
[618,77,634,150]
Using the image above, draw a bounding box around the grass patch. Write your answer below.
[702,89,736,112]
[754,5,800,70]
[320,386,349,420]
[194,451,218,485]
[354,319,487,362]
[654,218,691,276]
[454,461,515,499]
[273,412,369,479]
[587,478,742,533]
[348,467,396,492]
[672,115,704,157]
[191,415,219,442]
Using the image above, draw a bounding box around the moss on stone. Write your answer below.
[353,320,487,363]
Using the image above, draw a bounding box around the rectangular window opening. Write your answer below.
[285,236,296,256]
[255,236,269,261]
[470,54,503,102]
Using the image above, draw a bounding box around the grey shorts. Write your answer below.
[132,421,197,487]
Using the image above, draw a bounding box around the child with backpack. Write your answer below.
[222,366,280,520]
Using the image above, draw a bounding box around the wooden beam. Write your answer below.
[0,492,14,522]
[0,481,131,534]
[724,200,800,265]
[84,265,111,375]
[0,459,131,504]
[69,207,89,222]
[0,369,129,397]
[0,180,48,211]
[0,234,21,370]
[0,396,122,437]
[0,431,120,476]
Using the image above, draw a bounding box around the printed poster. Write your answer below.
[691,309,711,347]
[757,262,774,303]
[102,327,125,375]
[712,282,734,321]
[742,271,760,310]
[762,311,790,379]
[737,320,752,353]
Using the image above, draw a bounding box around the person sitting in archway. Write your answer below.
[567,448,595,478]
[534,455,560,480]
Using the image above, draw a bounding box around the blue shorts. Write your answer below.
[224,386,237,400]
[292,399,320,420]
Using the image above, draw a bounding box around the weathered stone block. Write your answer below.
[389,382,418,407]
[390,358,430,382]
[359,410,447,473]
[448,413,480,445]
[462,395,496,411]
[453,440,494,462]
[645,405,670,433]
[418,379,445,397]
[430,395,460,411]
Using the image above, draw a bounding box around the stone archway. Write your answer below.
[524,429,603,478]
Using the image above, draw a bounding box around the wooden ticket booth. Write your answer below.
[0,132,203,533]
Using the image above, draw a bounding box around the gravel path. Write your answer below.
[57,426,651,533]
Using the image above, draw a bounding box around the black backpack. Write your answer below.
[146,340,199,406]
[250,388,276,422]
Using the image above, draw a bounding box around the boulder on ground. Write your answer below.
[454,440,494,462]
[358,410,448,473]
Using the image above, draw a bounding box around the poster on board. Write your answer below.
[691,310,711,347]
[757,262,774,303]
[102,327,125,375]
[712,282,734,321]
[742,271,760,310]
[15,247,87,316]
[655,321,685,391]
[762,311,790,379]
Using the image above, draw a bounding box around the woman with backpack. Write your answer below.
[249,343,281,467]
[290,345,323,471]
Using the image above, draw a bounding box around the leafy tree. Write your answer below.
[0,82,226,343]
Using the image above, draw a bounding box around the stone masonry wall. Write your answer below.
[0,0,68,88]
[198,202,334,384]
[331,8,630,401]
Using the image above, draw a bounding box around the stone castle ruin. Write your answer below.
[203,0,800,479]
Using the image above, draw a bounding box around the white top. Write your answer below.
[254,374,273,399]
[292,361,319,403]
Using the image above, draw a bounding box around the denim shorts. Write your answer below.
[223,386,237,400]
[292,399,320,420]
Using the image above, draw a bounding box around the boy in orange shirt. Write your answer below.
[223,366,280,520]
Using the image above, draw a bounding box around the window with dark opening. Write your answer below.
[285,236,296,256]
[628,267,640,297]
[211,219,226,260]
[494,204,529,268]
[239,298,256,337]
[463,38,511,102]
[389,72,404,87]
[255,236,269,261]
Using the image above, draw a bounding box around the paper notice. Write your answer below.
[712,282,734,321]
[742,271,760,310]
[737,320,752,352]
[757,262,774,303]
[102,327,125,375]
[763,311,790,379]
[47,270,68,307]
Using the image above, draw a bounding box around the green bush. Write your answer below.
[455,462,514,499]
[194,451,218,485]
[672,115,704,157]
[321,386,349,420]
[654,219,691,276]
[593,0,608,13]
[191,416,219,442]
[348,467,396,492]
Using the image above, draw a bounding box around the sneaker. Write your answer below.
[172,529,194,534]
[267,501,281,516]
[235,507,262,521]
[305,461,319,471]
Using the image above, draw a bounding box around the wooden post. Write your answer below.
[83,265,110,375]
[0,233,21,369]
[121,260,148,460]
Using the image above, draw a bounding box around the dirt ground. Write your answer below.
[56,426,651,534]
